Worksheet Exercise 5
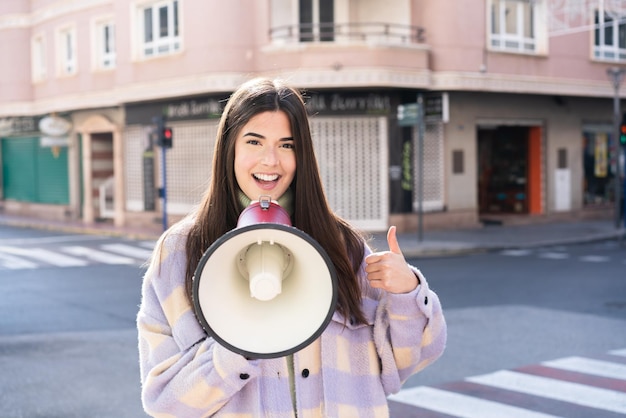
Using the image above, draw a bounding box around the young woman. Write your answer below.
[137,77,447,417]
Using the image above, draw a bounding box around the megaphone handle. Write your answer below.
[259,195,271,210]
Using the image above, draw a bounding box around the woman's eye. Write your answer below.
[281,142,295,149]
[246,139,261,145]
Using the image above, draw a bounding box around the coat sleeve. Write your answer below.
[363,245,447,395]
[137,228,260,417]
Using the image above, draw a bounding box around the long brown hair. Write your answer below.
[184,77,366,324]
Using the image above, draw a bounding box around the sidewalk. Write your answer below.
[0,213,623,258]
[368,218,625,257]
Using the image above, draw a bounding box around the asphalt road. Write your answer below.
[403,240,626,388]
[0,226,150,418]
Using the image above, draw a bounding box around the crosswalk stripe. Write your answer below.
[61,246,136,265]
[610,348,626,357]
[467,370,626,414]
[538,252,569,260]
[579,255,610,262]
[138,241,156,249]
[100,243,153,260]
[388,386,561,418]
[498,250,623,264]
[0,246,88,267]
[500,249,532,256]
[542,356,626,381]
[0,235,107,246]
[0,252,38,269]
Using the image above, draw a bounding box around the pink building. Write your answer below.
[0,0,623,232]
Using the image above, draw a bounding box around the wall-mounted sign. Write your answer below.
[38,115,72,137]
[125,96,226,125]
[165,99,223,120]
[0,116,41,136]
[397,102,420,126]
[424,93,449,123]
[0,118,13,136]
[306,92,393,115]
[40,136,70,147]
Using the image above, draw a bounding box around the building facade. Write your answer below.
[0,0,623,232]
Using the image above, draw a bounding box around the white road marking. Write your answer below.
[100,243,153,260]
[61,246,136,265]
[467,370,626,414]
[578,255,610,263]
[542,356,626,380]
[500,249,533,256]
[388,386,561,418]
[538,252,570,260]
[0,246,88,267]
[0,252,38,269]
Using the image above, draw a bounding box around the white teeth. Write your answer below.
[254,173,279,181]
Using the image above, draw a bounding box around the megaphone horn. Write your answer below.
[192,196,338,359]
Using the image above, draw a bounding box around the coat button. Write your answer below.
[424,296,429,305]
[239,373,250,380]
[301,369,310,378]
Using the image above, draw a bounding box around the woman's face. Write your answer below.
[234,111,296,202]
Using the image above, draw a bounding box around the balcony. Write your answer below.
[269,22,425,45]
[262,22,430,87]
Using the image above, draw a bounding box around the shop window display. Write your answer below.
[583,132,615,206]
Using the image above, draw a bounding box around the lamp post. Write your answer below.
[607,67,625,229]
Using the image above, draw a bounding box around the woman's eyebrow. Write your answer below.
[243,131,264,139]
[243,131,293,141]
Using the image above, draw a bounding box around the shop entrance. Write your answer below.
[478,126,542,215]
[90,133,114,220]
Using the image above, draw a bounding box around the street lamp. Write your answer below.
[606,67,626,229]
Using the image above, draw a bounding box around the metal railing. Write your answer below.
[269,22,425,44]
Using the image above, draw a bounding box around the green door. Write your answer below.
[1,137,69,204]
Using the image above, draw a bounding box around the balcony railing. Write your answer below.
[269,22,425,44]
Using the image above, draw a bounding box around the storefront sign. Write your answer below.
[40,136,70,147]
[0,118,13,136]
[0,116,41,136]
[125,96,226,125]
[39,115,72,137]
[424,93,449,123]
[306,93,392,115]
[37,115,71,148]
[164,99,223,120]
[127,92,396,124]
[397,102,420,126]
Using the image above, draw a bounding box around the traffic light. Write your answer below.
[153,115,173,148]
[161,126,173,148]
[621,116,626,146]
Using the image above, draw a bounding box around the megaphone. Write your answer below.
[192,196,338,359]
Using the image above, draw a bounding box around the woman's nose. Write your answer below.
[261,147,278,165]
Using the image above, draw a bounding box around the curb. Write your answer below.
[0,217,162,241]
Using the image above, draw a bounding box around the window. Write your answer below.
[594,10,626,61]
[57,26,77,75]
[31,35,46,82]
[299,0,334,42]
[96,20,116,69]
[490,0,537,52]
[139,0,180,57]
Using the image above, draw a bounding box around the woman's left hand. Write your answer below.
[364,226,419,294]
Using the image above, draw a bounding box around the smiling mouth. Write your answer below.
[253,173,279,182]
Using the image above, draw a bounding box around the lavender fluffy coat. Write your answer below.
[137,219,447,418]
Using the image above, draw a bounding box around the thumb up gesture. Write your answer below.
[364,226,420,294]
